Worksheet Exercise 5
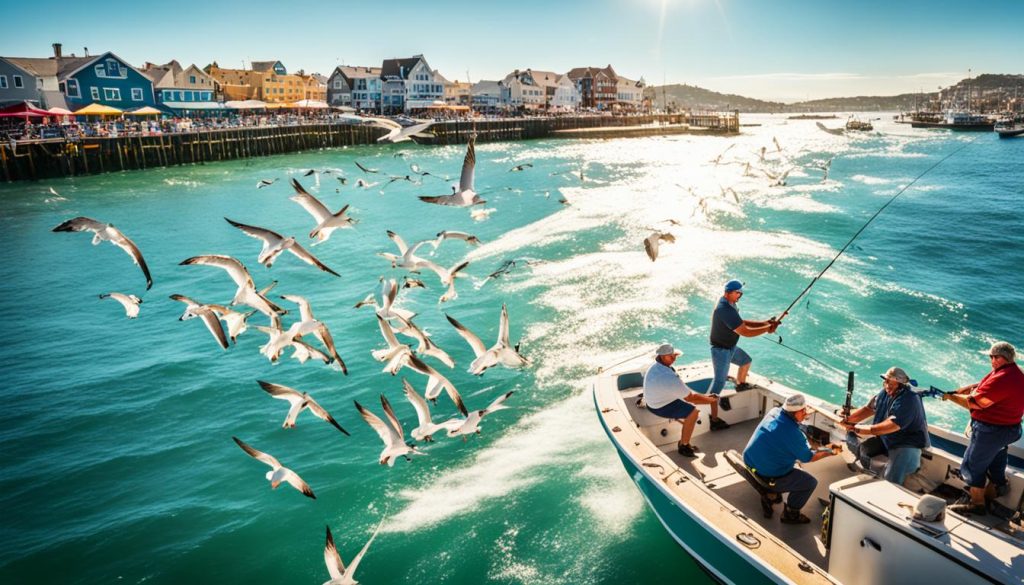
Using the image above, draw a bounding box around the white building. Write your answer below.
[551,74,580,111]
[615,76,646,111]
[380,55,445,113]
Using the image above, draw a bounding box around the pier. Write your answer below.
[0,112,739,182]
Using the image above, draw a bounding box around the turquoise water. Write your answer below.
[1,116,1022,584]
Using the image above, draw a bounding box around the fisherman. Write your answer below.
[942,341,1024,515]
[643,344,725,458]
[743,393,842,524]
[708,279,779,414]
[839,367,929,486]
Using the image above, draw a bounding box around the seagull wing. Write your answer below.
[459,137,476,193]
[345,517,386,581]
[355,400,401,450]
[305,396,350,436]
[386,230,409,255]
[497,303,512,347]
[179,254,254,290]
[376,314,402,348]
[107,226,153,290]
[354,160,379,174]
[380,394,404,441]
[482,390,515,415]
[445,313,487,357]
[233,436,281,469]
[406,354,467,415]
[285,241,341,277]
[402,377,433,428]
[257,380,304,403]
[280,468,316,499]
[289,178,331,223]
[51,216,106,233]
[643,234,658,261]
[324,526,346,579]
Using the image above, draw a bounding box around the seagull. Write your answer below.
[773,136,783,153]
[390,314,455,368]
[433,230,482,249]
[303,169,317,177]
[720,185,740,204]
[409,163,446,181]
[257,178,278,189]
[355,178,378,189]
[224,217,340,277]
[179,254,287,321]
[280,294,348,374]
[446,304,529,375]
[417,259,470,303]
[376,120,434,144]
[52,216,153,290]
[401,353,467,415]
[169,294,229,349]
[289,179,357,243]
[256,319,326,362]
[336,176,348,186]
[402,276,426,289]
[355,395,421,466]
[658,218,683,227]
[643,232,676,262]
[383,175,418,189]
[508,163,533,172]
[207,304,256,343]
[419,136,485,207]
[232,436,316,499]
[710,144,735,166]
[355,279,416,321]
[401,378,463,442]
[378,231,433,270]
[322,519,385,585]
[447,391,514,439]
[98,293,142,319]
[371,314,413,373]
[257,380,349,435]
[762,167,794,187]
[475,258,544,288]
[354,161,379,174]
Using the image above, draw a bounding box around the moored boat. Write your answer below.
[593,357,1024,584]
[994,117,1024,138]
[845,117,873,132]
[910,110,994,131]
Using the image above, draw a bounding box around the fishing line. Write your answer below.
[761,335,846,378]
[777,137,977,322]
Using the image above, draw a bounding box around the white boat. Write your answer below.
[593,358,1024,584]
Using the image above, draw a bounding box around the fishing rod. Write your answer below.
[776,137,977,324]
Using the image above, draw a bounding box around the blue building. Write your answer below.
[58,51,156,111]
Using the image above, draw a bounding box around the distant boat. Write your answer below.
[994,116,1024,138]
[845,117,874,132]
[910,110,994,131]
[789,114,837,120]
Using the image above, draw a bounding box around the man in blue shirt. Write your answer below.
[744,393,842,523]
[643,344,723,457]
[708,280,779,416]
[840,367,929,486]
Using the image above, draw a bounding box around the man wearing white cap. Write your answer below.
[839,366,929,486]
[643,344,726,458]
[743,393,842,524]
[943,341,1024,515]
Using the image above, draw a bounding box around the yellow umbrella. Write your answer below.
[75,103,123,116]
[265,102,291,110]
[126,106,162,116]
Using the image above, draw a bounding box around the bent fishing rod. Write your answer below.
[775,138,976,324]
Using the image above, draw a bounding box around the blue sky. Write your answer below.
[2,0,1021,102]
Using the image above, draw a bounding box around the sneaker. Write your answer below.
[780,507,811,524]
[949,502,988,516]
[760,494,777,518]
[677,443,698,458]
[710,417,731,431]
[719,396,732,411]
[735,382,754,392]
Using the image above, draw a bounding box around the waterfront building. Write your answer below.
[614,76,645,112]
[206,60,311,104]
[380,55,444,114]
[470,80,504,114]
[551,74,581,111]
[443,78,472,106]
[300,73,327,102]
[567,65,618,110]
[141,61,217,112]
[502,69,545,111]
[327,66,382,112]
[0,57,50,108]
[57,49,156,110]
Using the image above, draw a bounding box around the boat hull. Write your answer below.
[996,128,1024,138]
[910,121,994,131]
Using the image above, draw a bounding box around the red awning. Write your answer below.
[0,101,52,118]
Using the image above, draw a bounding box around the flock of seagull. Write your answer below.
[50,133,545,584]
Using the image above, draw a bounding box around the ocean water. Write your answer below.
[1,116,1021,584]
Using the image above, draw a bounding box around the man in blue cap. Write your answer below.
[708,279,779,420]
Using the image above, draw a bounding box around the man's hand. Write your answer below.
[829,443,843,455]
[767,316,780,334]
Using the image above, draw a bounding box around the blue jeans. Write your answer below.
[709,345,752,395]
[961,420,1022,489]
[768,468,818,510]
[845,433,922,485]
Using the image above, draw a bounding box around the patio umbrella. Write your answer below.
[126,106,163,116]
[0,101,51,118]
[75,103,123,117]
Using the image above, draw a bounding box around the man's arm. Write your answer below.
[942,392,972,410]
[735,320,775,337]
[840,404,875,426]
[685,392,719,406]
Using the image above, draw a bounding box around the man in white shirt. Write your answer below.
[643,344,724,457]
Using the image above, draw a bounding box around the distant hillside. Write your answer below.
[646,74,1023,113]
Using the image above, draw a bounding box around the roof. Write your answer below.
[380,57,423,80]
[566,65,618,81]
[3,57,59,78]
[471,80,502,94]
[250,61,281,73]
[335,66,381,81]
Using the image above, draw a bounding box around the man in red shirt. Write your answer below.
[943,341,1024,515]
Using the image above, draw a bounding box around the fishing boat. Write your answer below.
[593,358,1024,584]
[844,117,873,132]
[994,117,1024,138]
[910,111,994,131]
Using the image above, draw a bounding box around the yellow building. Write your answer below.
[205,60,324,104]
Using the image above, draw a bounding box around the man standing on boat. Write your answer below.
[643,344,726,458]
[942,341,1024,516]
[743,393,842,524]
[839,367,929,486]
[708,280,779,414]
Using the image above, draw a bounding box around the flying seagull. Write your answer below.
[257,178,278,189]
[52,216,153,290]
[402,353,467,415]
[643,232,676,262]
[233,436,316,499]
[257,380,349,435]
[447,391,514,439]
[178,254,287,322]
[280,294,348,374]
[401,378,463,442]
[355,395,422,466]
[169,294,229,349]
[289,179,357,243]
[419,136,485,207]
[98,293,142,319]
[508,163,533,172]
[446,304,529,375]
[224,217,340,277]
[354,160,379,174]
[322,519,385,585]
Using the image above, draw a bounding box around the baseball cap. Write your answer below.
[783,393,808,412]
[655,343,681,357]
[724,279,744,292]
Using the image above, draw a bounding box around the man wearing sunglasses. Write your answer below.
[707,279,779,422]
[943,341,1024,516]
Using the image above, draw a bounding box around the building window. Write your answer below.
[91,87,100,100]
[66,79,81,98]
[107,60,122,78]
[131,87,143,101]
[0,76,6,89]
[189,75,196,84]
[13,75,23,88]
[95,64,106,78]
[104,87,121,101]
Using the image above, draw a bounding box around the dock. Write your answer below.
[0,112,739,182]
